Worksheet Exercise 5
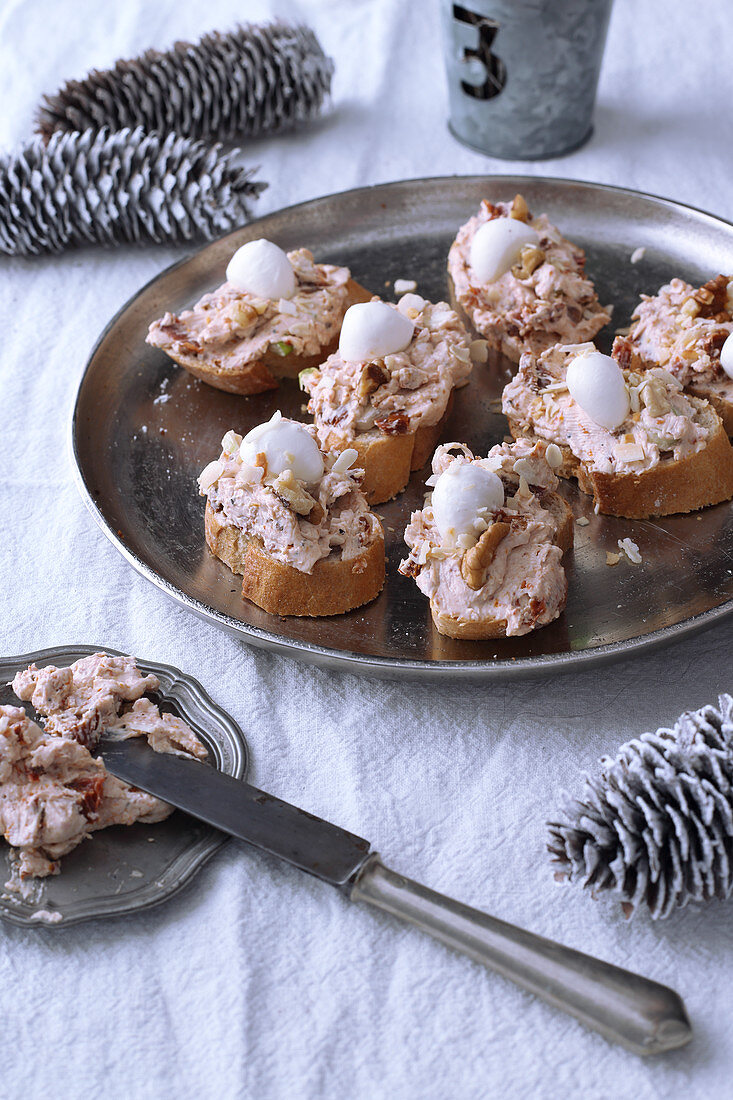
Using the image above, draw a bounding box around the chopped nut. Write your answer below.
[308,501,325,525]
[469,339,489,364]
[221,430,242,456]
[271,469,318,515]
[358,360,389,397]
[680,297,700,319]
[254,451,268,474]
[606,551,621,566]
[460,521,511,590]
[576,516,590,526]
[639,376,671,416]
[198,459,224,493]
[618,537,642,564]
[615,442,645,463]
[226,300,259,329]
[630,247,646,264]
[512,244,545,280]
[545,443,563,469]
[509,194,530,222]
[449,344,471,363]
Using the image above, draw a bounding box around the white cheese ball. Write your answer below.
[339,301,414,362]
[720,331,733,380]
[240,417,323,484]
[226,239,296,300]
[432,463,504,546]
[469,218,540,283]
[566,350,630,431]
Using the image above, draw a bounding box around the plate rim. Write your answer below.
[0,643,249,928]
[70,174,733,682]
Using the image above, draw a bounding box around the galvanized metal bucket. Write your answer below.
[441,0,613,160]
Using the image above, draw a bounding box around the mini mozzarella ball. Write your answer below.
[240,416,324,484]
[432,463,504,545]
[339,301,414,362]
[469,218,540,283]
[566,350,630,431]
[720,332,733,380]
[226,239,296,300]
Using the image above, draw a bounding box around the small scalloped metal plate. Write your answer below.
[0,645,249,928]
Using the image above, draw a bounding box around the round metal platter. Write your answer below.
[71,176,733,681]
[0,645,248,927]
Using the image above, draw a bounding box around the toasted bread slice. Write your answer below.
[446,195,611,365]
[153,279,372,396]
[534,490,574,554]
[322,393,456,506]
[688,380,733,438]
[506,405,733,518]
[428,490,572,640]
[205,502,385,617]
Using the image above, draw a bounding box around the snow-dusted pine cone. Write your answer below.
[547,694,733,919]
[37,22,334,144]
[0,128,265,256]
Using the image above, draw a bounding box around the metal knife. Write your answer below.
[100,735,692,1056]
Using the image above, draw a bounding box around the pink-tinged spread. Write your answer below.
[146,248,352,372]
[302,298,472,443]
[448,198,611,362]
[399,441,567,636]
[503,343,709,475]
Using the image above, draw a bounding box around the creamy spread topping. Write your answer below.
[199,420,382,574]
[399,441,567,636]
[2,655,206,884]
[448,196,611,360]
[502,342,710,475]
[146,248,352,371]
[614,275,733,388]
[301,297,473,442]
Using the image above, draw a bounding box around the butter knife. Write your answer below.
[100,735,692,1056]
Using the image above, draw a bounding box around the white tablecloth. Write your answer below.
[1,1,732,1096]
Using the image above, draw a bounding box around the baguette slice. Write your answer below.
[428,490,572,640]
[151,279,372,396]
[506,405,733,518]
[205,502,385,617]
[321,392,456,505]
[614,275,733,438]
[687,379,733,438]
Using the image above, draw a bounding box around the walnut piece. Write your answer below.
[271,470,318,515]
[226,300,260,330]
[639,377,671,417]
[460,521,511,590]
[512,244,545,280]
[509,194,530,222]
[358,360,389,397]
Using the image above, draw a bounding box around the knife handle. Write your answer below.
[349,857,691,1056]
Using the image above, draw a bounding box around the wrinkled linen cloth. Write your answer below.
[1,1,732,1098]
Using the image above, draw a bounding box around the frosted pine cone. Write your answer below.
[547,694,733,919]
[0,128,265,257]
[37,22,334,144]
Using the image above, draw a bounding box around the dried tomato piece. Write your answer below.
[375,410,410,434]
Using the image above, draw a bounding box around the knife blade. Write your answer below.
[99,733,692,1056]
[99,735,371,887]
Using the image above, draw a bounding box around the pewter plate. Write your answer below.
[71,177,733,681]
[0,645,248,927]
